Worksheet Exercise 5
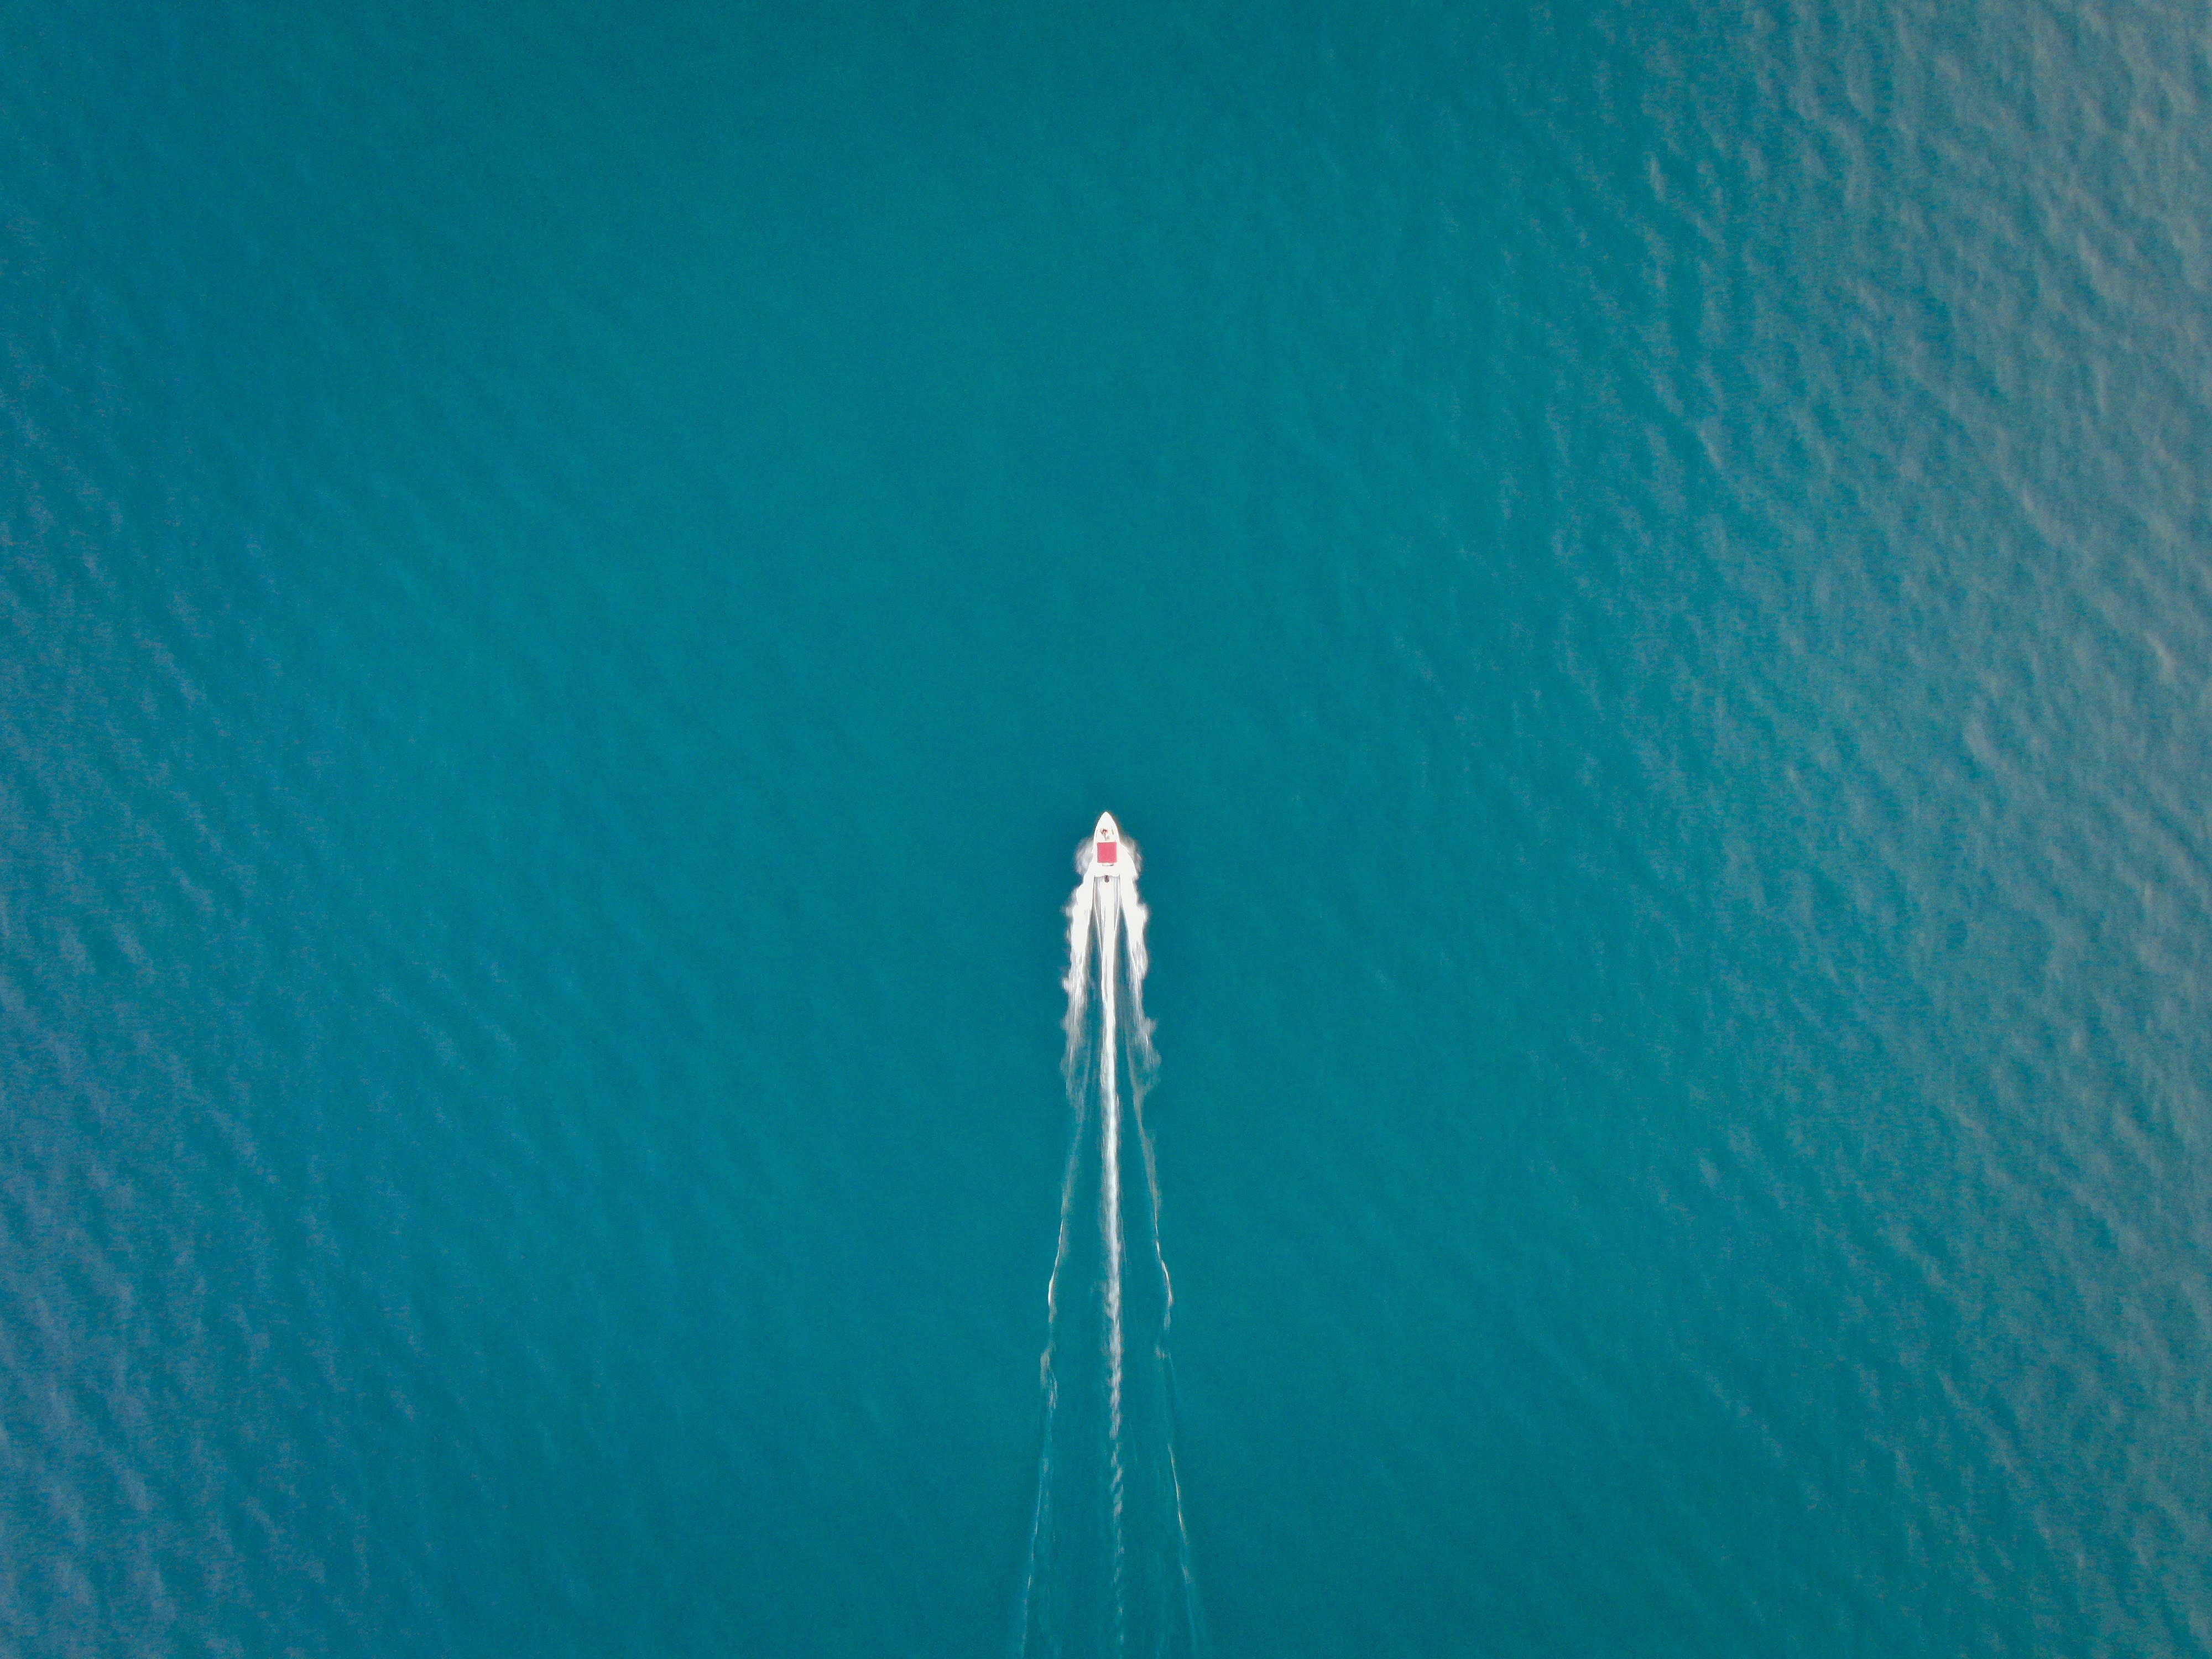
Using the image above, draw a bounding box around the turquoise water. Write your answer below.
[6,0,2209,1653]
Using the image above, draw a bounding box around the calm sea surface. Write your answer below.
[5,1,2209,1653]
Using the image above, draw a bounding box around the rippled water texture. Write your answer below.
[4,0,2208,1653]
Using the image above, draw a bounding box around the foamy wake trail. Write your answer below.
[1019,828,1201,1659]
[1016,879,1098,1651]
[1063,877,1097,1087]
[1050,879,1098,1340]
[1099,878,1128,1652]
[1120,874,1202,1651]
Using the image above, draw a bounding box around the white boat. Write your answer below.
[1090,811,1125,878]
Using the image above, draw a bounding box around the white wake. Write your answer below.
[1017,825,1202,1659]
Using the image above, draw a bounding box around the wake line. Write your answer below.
[1048,878,1099,1344]
[1018,816,1202,1659]
[1016,867,1101,1652]
[1119,874,1200,1643]
[1015,1057,1090,1652]
[1099,873,1128,1655]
